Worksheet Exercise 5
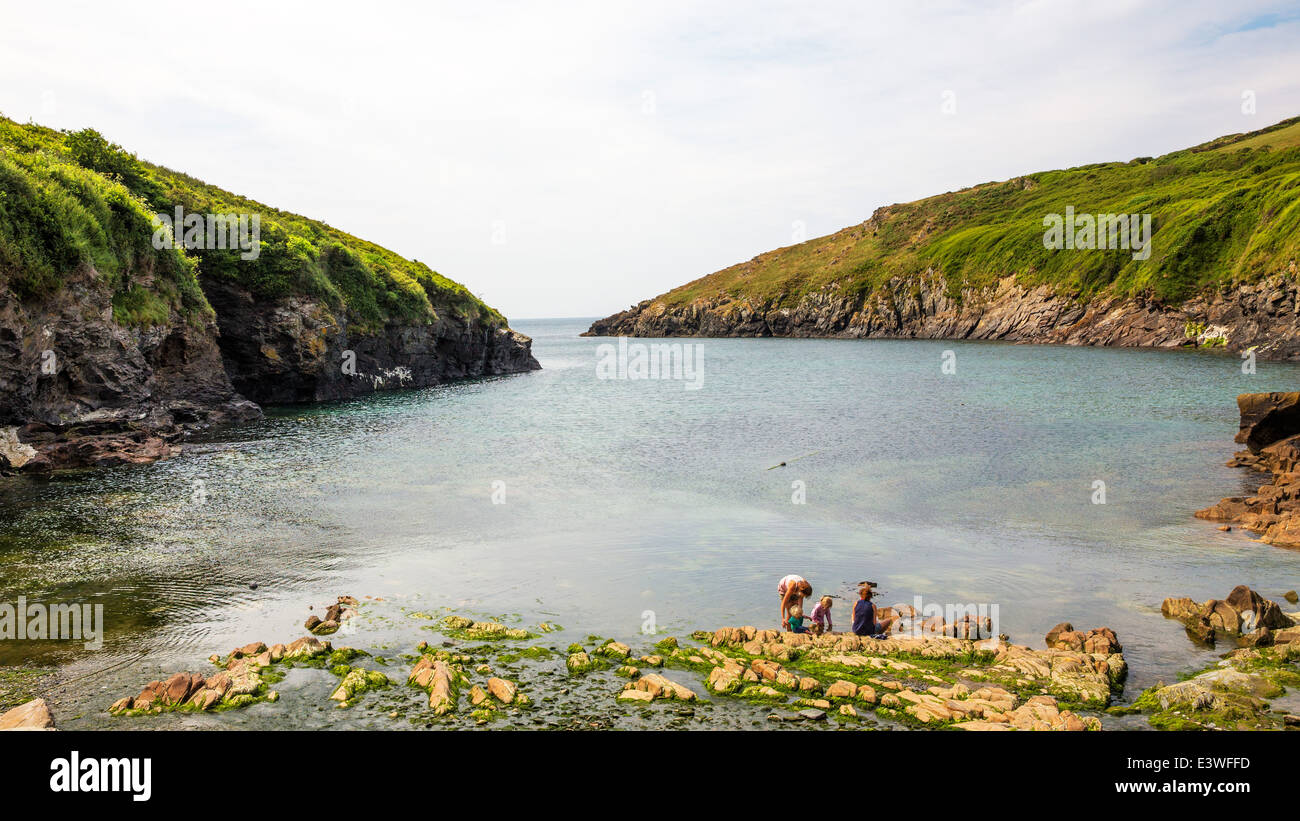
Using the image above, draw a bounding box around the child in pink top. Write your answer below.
[810,596,834,634]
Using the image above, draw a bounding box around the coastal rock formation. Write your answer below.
[622,672,699,702]
[697,623,1125,718]
[0,120,539,475]
[1197,393,1300,548]
[587,118,1300,360]
[305,595,360,635]
[0,269,537,474]
[201,279,538,406]
[408,655,463,714]
[1129,645,1300,730]
[1161,585,1297,646]
[586,273,1300,360]
[0,265,261,473]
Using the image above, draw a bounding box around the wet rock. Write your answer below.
[1234,392,1300,453]
[234,641,266,657]
[330,668,389,707]
[311,619,340,635]
[487,677,518,704]
[632,673,698,702]
[566,652,595,673]
[825,680,857,699]
[798,708,826,721]
[407,658,457,714]
[595,640,631,659]
[282,636,331,660]
[468,685,489,707]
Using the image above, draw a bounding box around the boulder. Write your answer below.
[566,652,594,673]
[826,680,858,699]
[0,698,54,730]
[487,677,518,704]
[1044,622,1073,647]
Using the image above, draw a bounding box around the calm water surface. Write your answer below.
[2,317,1298,728]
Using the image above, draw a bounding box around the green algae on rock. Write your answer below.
[330,667,392,708]
[1123,645,1300,730]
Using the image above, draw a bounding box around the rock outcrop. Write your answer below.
[0,269,537,475]
[1130,645,1300,730]
[0,264,260,472]
[586,273,1300,360]
[1196,393,1300,548]
[1161,585,1298,646]
[201,279,538,405]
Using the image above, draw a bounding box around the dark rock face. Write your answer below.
[1,267,538,474]
[0,265,259,472]
[585,272,1300,361]
[201,279,539,406]
[1234,392,1300,453]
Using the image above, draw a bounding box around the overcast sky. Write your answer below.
[2,1,1298,319]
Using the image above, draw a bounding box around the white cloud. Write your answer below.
[1,0,1297,318]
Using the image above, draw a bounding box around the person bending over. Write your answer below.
[778,574,812,630]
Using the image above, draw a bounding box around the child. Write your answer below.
[810,595,834,635]
[787,604,810,634]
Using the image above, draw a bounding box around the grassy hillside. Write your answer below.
[0,117,503,331]
[659,116,1300,310]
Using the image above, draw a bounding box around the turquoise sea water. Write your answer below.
[1,317,1298,728]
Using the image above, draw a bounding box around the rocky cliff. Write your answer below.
[201,279,538,406]
[0,118,538,473]
[585,269,1300,359]
[587,116,1300,359]
[0,264,260,472]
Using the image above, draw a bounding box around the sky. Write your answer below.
[1,1,1298,320]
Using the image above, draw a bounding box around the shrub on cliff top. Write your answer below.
[0,116,505,332]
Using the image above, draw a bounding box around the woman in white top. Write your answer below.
[777,574,812,630]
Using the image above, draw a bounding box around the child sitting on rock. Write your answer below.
[787,604,810,634]
[810,595,834,635]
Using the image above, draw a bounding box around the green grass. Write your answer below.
[656,116,1300,310]
[0,116,505,332]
